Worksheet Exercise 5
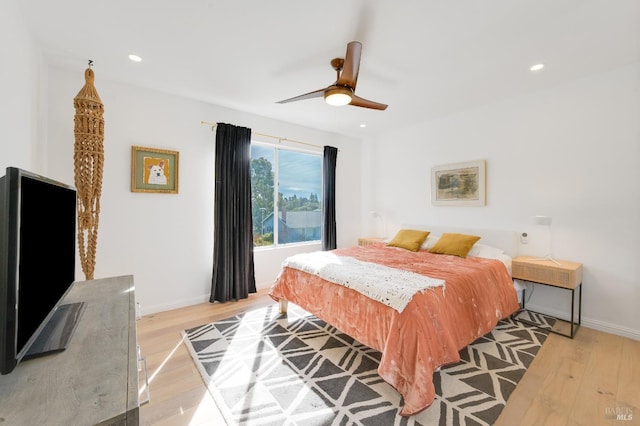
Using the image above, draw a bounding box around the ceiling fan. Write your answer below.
[276,41,388,110]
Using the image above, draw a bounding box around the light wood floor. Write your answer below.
[137,290,640,426]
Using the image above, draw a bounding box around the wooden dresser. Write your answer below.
[0,275,139,425]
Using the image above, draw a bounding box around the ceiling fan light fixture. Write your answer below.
[324,88,352,106]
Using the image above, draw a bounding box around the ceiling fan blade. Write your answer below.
[336,41,362,89]
[349,93,388,110]
[276,88,327,104]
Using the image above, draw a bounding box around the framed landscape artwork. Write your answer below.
[131,146,179,194]
[431,160,486,206]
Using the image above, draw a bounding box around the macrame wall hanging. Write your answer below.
[73,61,104,280]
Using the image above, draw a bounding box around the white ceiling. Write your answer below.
[18,0,640,139]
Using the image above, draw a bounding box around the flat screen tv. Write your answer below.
[0,167,83,375]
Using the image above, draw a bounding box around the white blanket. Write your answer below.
[282,251,445,313]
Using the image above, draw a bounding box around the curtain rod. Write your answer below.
[200,120,331,151]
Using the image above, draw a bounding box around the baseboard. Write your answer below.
[256,280,274,290]
[142,294,210,315]
[142,286,274,316]
[525,303,640,341]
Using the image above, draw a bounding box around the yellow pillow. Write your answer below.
[386,229,430,252]
[428,233,481,258]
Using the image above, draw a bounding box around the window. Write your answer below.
[250,143,322,247]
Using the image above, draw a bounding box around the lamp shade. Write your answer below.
[324,88,352,106]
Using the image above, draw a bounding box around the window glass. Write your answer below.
[250,144,322,247]
[277,150,322,244]
[250,145,275,246]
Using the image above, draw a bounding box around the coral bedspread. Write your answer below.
[268,243,520,416]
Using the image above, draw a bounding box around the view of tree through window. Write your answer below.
[250,144,322,247]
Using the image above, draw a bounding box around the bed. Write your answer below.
[268,225,521,416]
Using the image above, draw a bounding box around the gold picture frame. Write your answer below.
[131,146,179,194]
[431,160,486,206]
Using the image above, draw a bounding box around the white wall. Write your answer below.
[5,0,638,338]
[365,63,640,339]
[43,66,363,314]
[0,0,45,173]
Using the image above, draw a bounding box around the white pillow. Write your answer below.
[500,254,513,275]
[467,243,504,259]
[420,234,441,250]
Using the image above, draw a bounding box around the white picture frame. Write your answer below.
[431,160,486,206]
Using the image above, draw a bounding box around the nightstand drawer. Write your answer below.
[512,258,582,289]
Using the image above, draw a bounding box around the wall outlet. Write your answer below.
[520,232,529,244]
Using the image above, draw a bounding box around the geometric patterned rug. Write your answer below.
[183,305,551,426]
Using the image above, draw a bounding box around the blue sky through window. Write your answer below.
[251,145,321,199]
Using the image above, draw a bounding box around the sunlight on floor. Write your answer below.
[184,391,227,425]
[139,337,185,399]
[182,306,336,424]
[138,303,342,425]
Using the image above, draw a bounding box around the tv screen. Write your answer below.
[0,167,78,375]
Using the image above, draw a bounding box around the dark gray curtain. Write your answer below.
[210,123,256,302]
[322,146,338,251]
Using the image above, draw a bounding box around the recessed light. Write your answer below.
[530,63,544,72]
[359,124,367,128]
[128,54,142,62]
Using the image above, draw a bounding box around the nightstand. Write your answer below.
[358,237,385,247]
[511,256,583,338]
